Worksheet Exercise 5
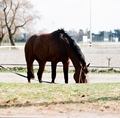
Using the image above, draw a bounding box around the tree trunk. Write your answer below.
[0,38,2,46]
[9,36,15,46]
[8,28,15,46]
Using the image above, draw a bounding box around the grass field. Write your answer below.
[0,83,120,107]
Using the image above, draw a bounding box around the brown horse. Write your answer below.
[24,29,90,83]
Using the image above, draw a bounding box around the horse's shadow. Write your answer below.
[97,96,120,101]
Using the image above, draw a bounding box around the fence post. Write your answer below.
[107,58,111,67]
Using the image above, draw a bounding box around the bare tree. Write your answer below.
[0,11,6,45]
[0,21,5,45]
[0,0,40,45]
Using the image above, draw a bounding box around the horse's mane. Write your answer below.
[57,29,86,66]
[51,30,62,38]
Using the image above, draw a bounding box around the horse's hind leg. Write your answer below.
[62,59,70,83]
[26,57,35,83]
[27,64,34,83]
[37,61,46,83]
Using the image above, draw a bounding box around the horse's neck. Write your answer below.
[66,48,82,71]
[62,40,83,71]
[70,54,82,71]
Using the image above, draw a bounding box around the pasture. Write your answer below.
[0,83,120,104]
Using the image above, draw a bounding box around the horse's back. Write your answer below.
[34,34,67,61]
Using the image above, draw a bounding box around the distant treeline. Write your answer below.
[3,29,120,43]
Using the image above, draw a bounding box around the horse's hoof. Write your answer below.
[39,80,42,83]
[51,81,54,83]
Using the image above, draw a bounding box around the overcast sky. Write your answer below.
[30,0,120,33]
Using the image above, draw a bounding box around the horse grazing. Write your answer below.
[24,29,90,83]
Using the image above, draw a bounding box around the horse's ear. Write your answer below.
[87,63,90,67]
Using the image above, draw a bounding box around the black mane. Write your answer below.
[58,29,86,66]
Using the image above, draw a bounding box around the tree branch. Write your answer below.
[10,1,19,28]
[12,18,33,35]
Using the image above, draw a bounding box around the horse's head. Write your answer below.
[80,63,90,83]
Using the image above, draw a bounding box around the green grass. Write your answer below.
[0,83,120,107]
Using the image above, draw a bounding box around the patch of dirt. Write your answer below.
[0,100,120,117]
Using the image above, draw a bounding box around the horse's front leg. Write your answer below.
[37,61,46,83]
[51,62,57,83]
[62,59,70,83]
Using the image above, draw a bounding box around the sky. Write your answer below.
[30,0,120,33]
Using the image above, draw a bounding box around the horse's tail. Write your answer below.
[25,35,38,81]
[25,35,38,62]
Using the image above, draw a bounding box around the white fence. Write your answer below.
[99,43,120,48]
[0,46,24,51]
[78,42,120,48]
